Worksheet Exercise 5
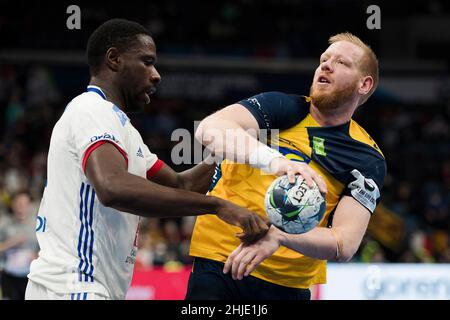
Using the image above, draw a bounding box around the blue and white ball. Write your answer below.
[265,175,326,234]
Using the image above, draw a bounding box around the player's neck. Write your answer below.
[309,103,355,127]
[89,78,126,111]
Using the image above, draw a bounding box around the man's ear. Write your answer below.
[358,75,373,96]
[105,47,121,72]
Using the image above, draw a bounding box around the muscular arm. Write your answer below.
[196,104,327,192]
[85,143,219,217]
[149,155,216,194]
[195,104,262,165]
[85,143,269,241]
[277,196,370,261]
[224,196,371,279]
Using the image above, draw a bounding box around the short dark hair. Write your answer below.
[86,18,151,75]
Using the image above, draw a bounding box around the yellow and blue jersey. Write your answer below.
[189,91,387,288]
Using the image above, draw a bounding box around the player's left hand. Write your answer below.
[223,225,282,280]
[269,157,327,196]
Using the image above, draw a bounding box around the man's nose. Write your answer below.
[151,67,161,84]
[321,60,333,73]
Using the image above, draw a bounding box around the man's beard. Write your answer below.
[309,80,358,112]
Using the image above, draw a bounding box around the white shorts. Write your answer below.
[25,280,109,300]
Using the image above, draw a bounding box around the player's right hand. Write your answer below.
[269,157,327,195]
[223,225,282,280]
[216,200,270,244]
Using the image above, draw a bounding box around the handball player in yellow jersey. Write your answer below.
[188,33,386,300]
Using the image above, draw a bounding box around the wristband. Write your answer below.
[248,145,284,174]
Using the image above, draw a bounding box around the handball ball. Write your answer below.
[265,174,326,234]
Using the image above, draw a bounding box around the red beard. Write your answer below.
[309,79,358,111]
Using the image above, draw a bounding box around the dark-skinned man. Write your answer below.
[25,19,268,300]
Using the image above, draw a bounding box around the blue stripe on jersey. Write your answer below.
[77,183,86,278]
[83,292,87,300]
[71,293,74,300]
[82,184,91,279]
[86,86,106,100]
[87,189,96,280]
[77,293,81,300]
[77,183,96,283]
[83,187,94,282]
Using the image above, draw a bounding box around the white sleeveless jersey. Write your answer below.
[28,86,162,300]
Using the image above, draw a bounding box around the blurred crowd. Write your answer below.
[0,61,449,295]
[2,0,450,62]
[354,101,450,263]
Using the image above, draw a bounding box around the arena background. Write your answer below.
[0,0,449,300]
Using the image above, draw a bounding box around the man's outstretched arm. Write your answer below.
[196,104,327,193]
[223,196,371,279]
[85,143,268,243]
[149,155,216,194]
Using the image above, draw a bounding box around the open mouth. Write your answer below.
[318,76,331,84]
[144,87,157,104]
[148,87,157,95]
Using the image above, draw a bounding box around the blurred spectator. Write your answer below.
[5,86,24,128]
[0,191,39,300]
[25,66,60,108]
[409,230,435,263]
[359,239,387,263]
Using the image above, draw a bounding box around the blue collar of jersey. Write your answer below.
[86,85,107,100]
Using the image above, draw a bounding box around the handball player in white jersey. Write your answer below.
[25,19,268,300]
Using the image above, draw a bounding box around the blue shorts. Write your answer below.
[185,257,311,300]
